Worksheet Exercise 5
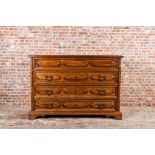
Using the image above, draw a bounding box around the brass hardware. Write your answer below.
[97,103,104,109]
[64,75,88,81]
[98,89,105,96]
[45,90,53,96]
[41,102,61,109]
[45,75,53,81]
[98,75,105,81]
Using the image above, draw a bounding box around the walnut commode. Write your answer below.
[29,55,123,120]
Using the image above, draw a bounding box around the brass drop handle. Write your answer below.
[98,75,105,81]
[45,75,53,81]
[45,90,53,96]
[98,89,105,96]
[97,103,104,109]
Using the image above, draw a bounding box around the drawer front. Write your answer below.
[34,86,117,99]
[34,99,116,111]
[33,58,119,69]
[90,59,118,67]
[33,72,118,85]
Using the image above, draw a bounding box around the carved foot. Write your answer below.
[29,112,46,120]
[105,112,122,120]
[29,113,39,120]
[113,112,122,120]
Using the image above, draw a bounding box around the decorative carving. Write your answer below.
[90,103,104,109]
[35,59,61,67]
[97,103,105,109]
[89,59,118,67]
[98,75,106,81]
[45,90,53,96]
[63,87,88,95]
[90,89,105,96]
[90,102,115,109]
[64,74,88,81]
[89,88,115,96]
[45,75,53,81]
[63,102,88,109]
[63,60,88,67]
[34,59,40,67]
[36,89,61,96]
[36,102,61,109]
[63,103,76,109]
[45,60,61,67]
[35,74,61,82]
[98,89,105,96]
[53,75,61,80]
[90,74,106,81]
[90,73,117,82]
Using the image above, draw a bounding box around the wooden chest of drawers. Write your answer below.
[29,55,123,120]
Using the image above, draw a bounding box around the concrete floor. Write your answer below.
[0,105,155,128]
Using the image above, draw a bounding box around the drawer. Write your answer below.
[34,86,117,99]
[33,71,118,85]
[34,99,116,111]
[33,58,119,70]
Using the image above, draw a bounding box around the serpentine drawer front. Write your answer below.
[29,55,123,120]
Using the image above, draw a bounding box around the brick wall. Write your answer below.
[0,26,155,106]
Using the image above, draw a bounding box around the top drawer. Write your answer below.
[33,58,120,70]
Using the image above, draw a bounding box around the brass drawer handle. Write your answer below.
[90,103,105,109]
[45,90,53,96]
[45,75,53,81]
[98,75,106,81]
[97,103,104,109]
[64,75,88,81]
[36,90,53,95]
[98,90,105,96]
[44,102,61,108]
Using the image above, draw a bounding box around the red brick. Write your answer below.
[0,26,155,107]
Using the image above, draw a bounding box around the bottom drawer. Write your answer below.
[34,99,117,111]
